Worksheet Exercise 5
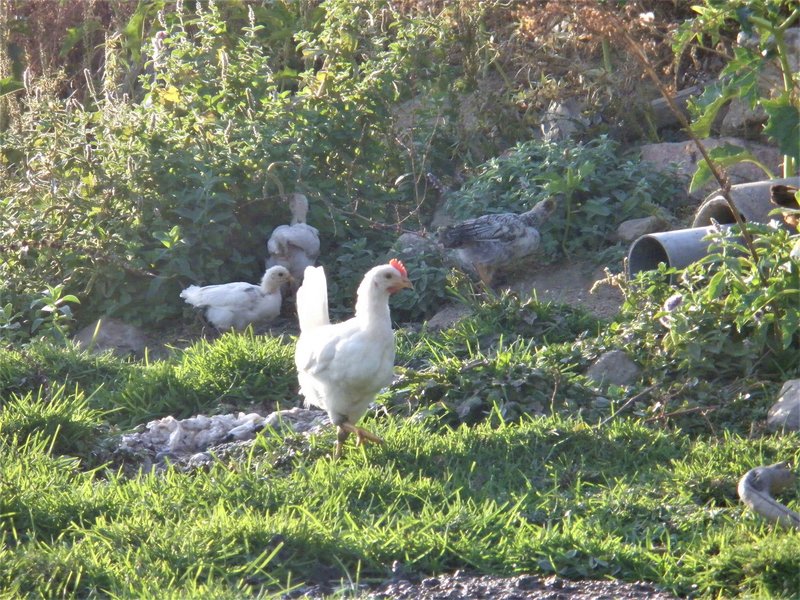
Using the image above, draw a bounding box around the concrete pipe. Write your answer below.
[627,225,739,277]
[692,176,800,227]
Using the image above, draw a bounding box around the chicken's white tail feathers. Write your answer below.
[180,285,203,307]
[296,266,329,331]
[267,229,288,256]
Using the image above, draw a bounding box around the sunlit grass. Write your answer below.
[1,403,799,597]
[0,297,798,598]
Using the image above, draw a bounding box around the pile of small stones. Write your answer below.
[113,406,329,471]
[283,569,680,600]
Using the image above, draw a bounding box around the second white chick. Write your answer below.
[294,259,413,458]
[180,266,292,332]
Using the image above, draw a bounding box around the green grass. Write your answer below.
[1,415,798,598]
[0,296,799,598]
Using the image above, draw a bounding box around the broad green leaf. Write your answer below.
[689,143,773,192]
[706,270,727,300]
[122,0,164,62]
[762,98,800,162]
[60,20,101,58]
[688,82,735,137]
[719,47,761,107]
[779,309,799,349]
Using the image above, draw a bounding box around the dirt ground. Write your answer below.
[511,260,625,320]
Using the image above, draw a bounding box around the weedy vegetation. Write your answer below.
[0,0,798,598]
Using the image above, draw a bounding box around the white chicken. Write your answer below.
[438,198,556,285]
[180,266,292,332]
[266,193,321,289]
[294,259,413,458]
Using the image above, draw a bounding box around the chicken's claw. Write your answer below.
[334,423,384,458]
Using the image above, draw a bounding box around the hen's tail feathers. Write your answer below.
[267,228,289,256]
[180,286,203,307]
[296,266,330,332]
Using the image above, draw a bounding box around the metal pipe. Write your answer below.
[627,225,739,277]
[628,177,799,276]
[692,176,800,227]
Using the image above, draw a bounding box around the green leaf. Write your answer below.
[706,270,726,300]
[689,143,768,192]
[689,82,735,137]
[719,47,761,107]
[0,77,23,98]
[762,98,800,162]
[60,20,101,58]
[122,0,160,63]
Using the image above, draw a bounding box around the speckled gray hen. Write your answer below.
[439,198,556,285]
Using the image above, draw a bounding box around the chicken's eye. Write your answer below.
[384,273,392,279]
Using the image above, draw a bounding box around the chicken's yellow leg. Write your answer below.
[474,264,494,287]
[341,423,384,447]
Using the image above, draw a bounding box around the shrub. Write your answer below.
[615,223,800,380]
[0,1,449,334]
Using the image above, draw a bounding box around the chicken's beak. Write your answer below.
[389,278,414,294]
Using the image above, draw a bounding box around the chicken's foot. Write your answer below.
[334,423,384,458]
[474,264,495,287]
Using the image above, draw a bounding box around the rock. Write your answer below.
[722,28,800,139]
[456,396,485,422]
[720,99,767,139]
[648,86,699,130]
[616,216,669,242]
[586,350,640,387]
[113,407,331,473]
[73,317,150,358]
[639,137,783,202]
[364,570,679,599]
[425,304,471,331]
[540,98,587,142]
[430,204,456,229]
[120,411,272,456]
[767,379,800,432]
[263,406,330,434]
[393,232,441,257]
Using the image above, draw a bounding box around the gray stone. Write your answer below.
[767,379,800,432]
[456,396,485,422]
[425,304,471,331]
[639,137,783,201]
[393,232,440,257]
[616,216,668,242]
[720,99,768,139]
[541,98,587,142]
[73,317,149,358]
[586,350,640,387]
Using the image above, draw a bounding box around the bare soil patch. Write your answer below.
[511,260,624,320]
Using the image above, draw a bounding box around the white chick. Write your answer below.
[180,265,292,331]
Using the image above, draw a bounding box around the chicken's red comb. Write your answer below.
[389,258,408,277]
